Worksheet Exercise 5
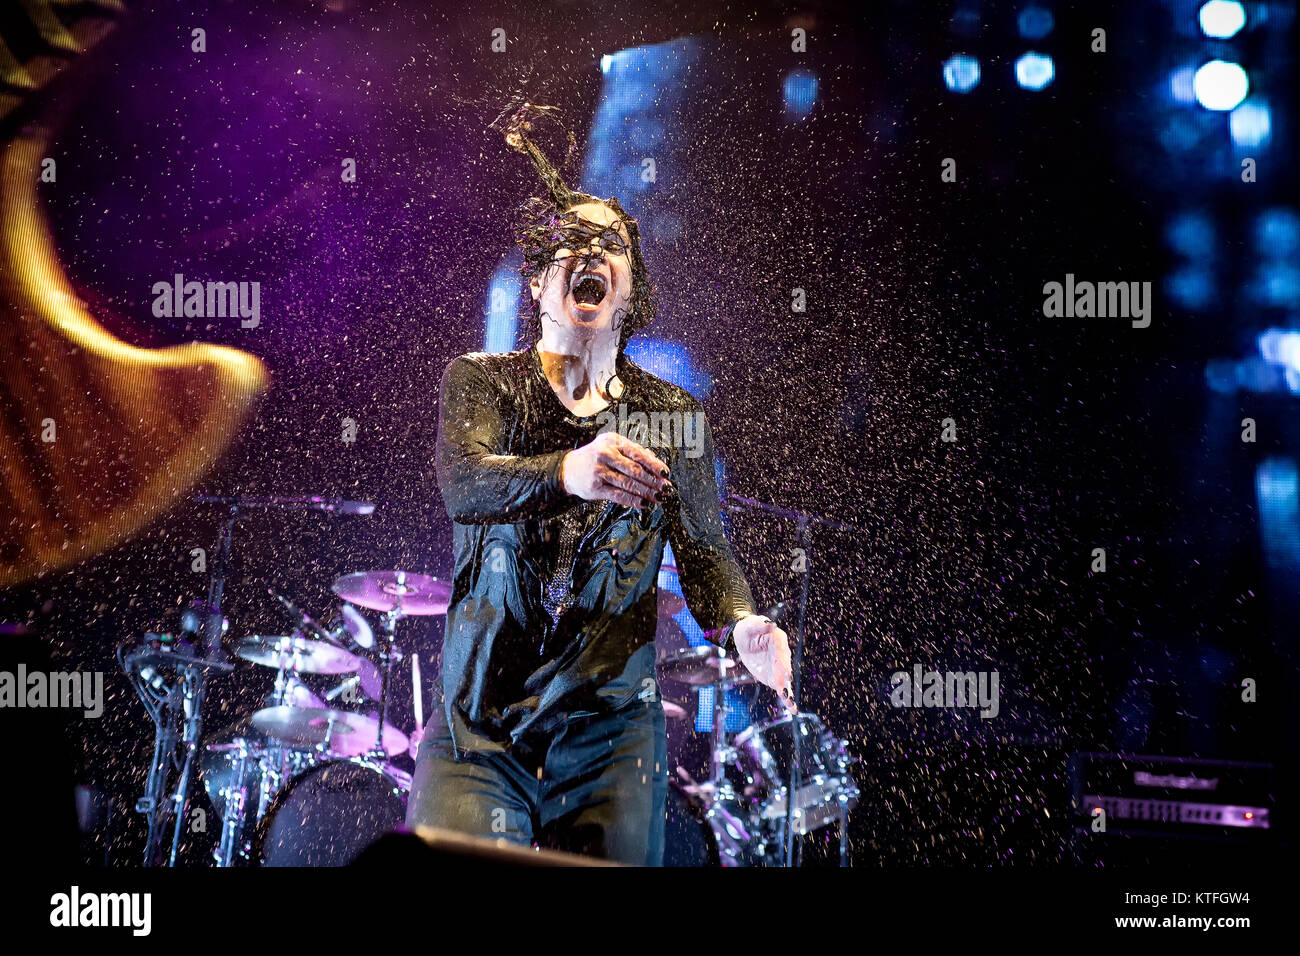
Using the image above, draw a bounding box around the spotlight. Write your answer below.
[484,255,522,353]
[1169,65,1197,104]
[943,54,981,93]
[1166,266,1215,310]
[1014,52,1055,91]
[1255,208,1300,258]
[1017,6,1054,40]
[1258,329,1300,376]
[782,70,818,119]
[1193,59,1249,111]
[1198,1,1247,39]
[1229,100,1270,147]
[600,54,614,74]
[1253,263,1300,307]
[1165,211,1215,259]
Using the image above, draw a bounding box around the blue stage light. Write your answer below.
[1204,358,1239,393]
[1169,65,1198,104]
[1255,458,1300,568]
[484,254,522,353]
[1014,52,1055,91]
[782,70,818,119]
[1017,6,1054,40]
[1255,208,1300,258]
[1253,263,1300,307]
[943,54,981,93]
[1193,59,1249,111]
[1230,100,1271,147]
[600,54,614,74]
[1257,329,1300,375]
[1198,0,1247,39]
[1166,266,1215,310]
[1166,210,1216,258]
[625,337,713,397]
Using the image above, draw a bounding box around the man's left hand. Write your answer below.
[731,614,797,713]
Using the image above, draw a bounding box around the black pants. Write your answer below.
[405,700,667,865]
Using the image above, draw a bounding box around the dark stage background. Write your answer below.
[0,0,1294,867]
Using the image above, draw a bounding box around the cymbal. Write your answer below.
[251,706,409,758]
[235,635,359,675]
[332,571,451,615]
[353,656,382,701]
[657,645,754,687]
[338,602,374,648]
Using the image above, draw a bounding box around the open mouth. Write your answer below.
[569,269,608,310]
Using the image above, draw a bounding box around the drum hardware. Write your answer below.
[249,705,409,757]
[671,767,766,867]
[331,569,451,616]
[658,644,756,688]
[331,570,448,757]
[121,631,234,867]
[249,758,411,866]
[722,495,862,867]
[324,673,364,703]
[660,643,768,865]
[204,596,408,865]
[202,731,321,866]
[660,636,859,866]
[337,602,374,649]
[126,488,857,867]
[410,652,425,757]
[731,714,860,835]
[127,496,377,868]
[235,632,360,675]
[268,589,345,648]
[195,568,438,865]
[127,494,377,867]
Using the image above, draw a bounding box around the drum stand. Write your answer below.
[368,597,408,759]
[128,645,231,867]
[128,504,241,866]
[723,496,861,868]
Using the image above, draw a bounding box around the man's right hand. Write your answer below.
[560,432,672,510]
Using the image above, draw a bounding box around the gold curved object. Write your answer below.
[0,124,269,587]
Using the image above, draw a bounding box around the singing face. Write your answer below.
[528,201,634,338]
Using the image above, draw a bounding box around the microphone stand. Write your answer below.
[160,500,239,866]
[723,495,859,868]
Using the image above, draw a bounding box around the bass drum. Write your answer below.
[250,758,410,866]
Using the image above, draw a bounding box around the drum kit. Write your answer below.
[199,569,448,867]
[126,562,447,867]
[657,639,859,867]
[122,492,860,867]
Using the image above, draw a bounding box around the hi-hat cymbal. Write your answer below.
[332,571,451,615]
[338,602,374,648]
[658,645,754,687]
[251,705,409,757]
[236,635,359,675]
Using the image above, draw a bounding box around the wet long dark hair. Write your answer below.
[496,100,658,354]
